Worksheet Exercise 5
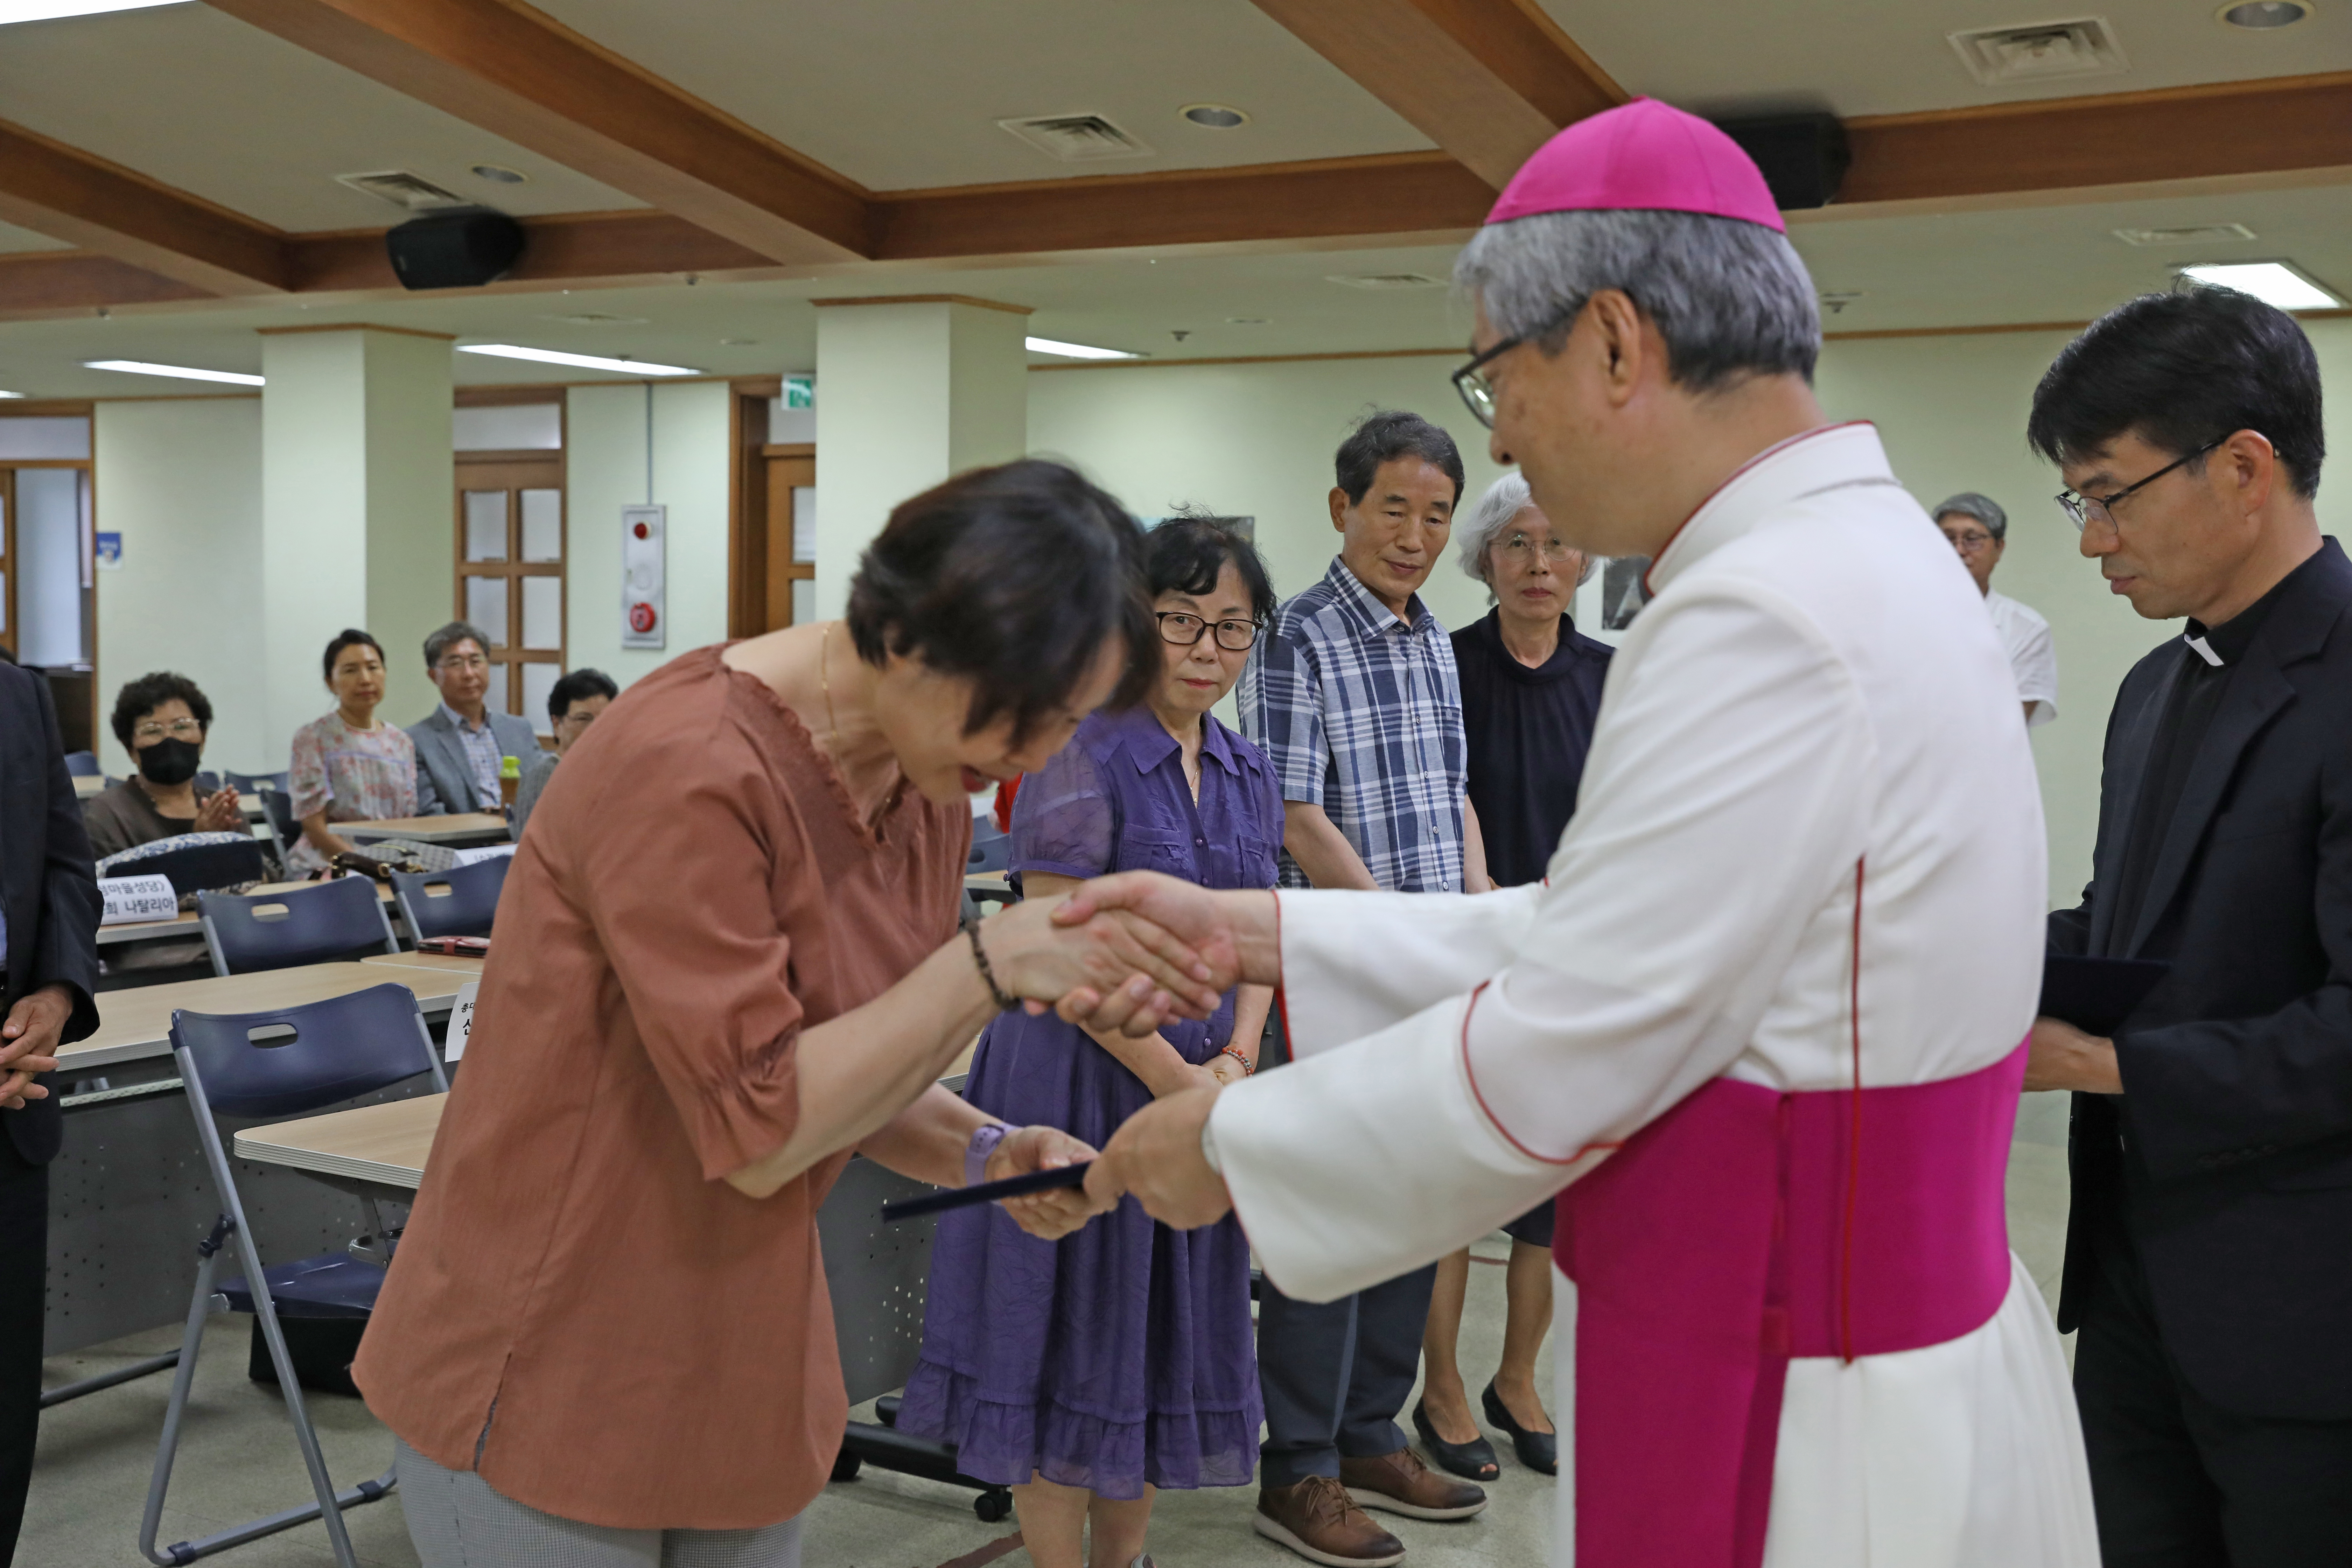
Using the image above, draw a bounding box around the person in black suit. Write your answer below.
[0,659,102,1566]
[2026,286,2352,1567]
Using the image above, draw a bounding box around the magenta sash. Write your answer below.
[1554,1041,2025,1567]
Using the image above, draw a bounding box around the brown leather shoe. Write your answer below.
[1254,1475,1407,1567]
[1342,1446,1489,1521]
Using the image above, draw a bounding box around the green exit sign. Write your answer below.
[783,374,814,409]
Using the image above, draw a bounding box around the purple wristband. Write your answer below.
[965,1123,1011,1189]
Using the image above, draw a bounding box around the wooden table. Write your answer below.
[360,952,486,977]
[237,1093,442,1193]
[341,813,510,848]
[61,960,474,1071]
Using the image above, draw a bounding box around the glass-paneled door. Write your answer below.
[454,453,565,735]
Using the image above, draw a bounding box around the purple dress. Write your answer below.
[896,705,1279,1498]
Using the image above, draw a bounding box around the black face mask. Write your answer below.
[138,737,202,787]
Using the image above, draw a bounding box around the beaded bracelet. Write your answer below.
[1217,1045,1255,1077]
[963,913,1018,1011]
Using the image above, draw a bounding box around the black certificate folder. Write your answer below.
[2039,955,2170,1037]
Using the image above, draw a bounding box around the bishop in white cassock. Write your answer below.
[1069,101,2099,1567]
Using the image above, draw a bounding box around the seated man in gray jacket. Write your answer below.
[406,621,543,815]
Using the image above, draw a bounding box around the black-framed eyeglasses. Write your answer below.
[1156,612,1260,652]
[1450,302,1582,429]
[2056,438,2224,531]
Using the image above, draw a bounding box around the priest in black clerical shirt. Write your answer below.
[2029,286,2352,1568]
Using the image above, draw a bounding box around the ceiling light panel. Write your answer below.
[83,359,263,385]
[458,344,701,376]
[0,0,186,23]
[2178,261,2342,310]
[1025,337,1145,360]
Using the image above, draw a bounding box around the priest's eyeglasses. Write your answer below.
[2055,438,2222,531]
[1157,612,1261,652]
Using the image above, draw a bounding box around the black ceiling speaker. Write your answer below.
[1712,113,1850,211]
[384,207,526,290]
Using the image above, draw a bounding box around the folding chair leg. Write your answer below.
[138,1218,393,1568]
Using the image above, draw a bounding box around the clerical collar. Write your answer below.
[2181,552,2318,667]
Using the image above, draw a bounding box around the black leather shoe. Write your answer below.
[1482,1380,1557,1475]
[1412,1398,1498,1482]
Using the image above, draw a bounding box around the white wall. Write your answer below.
[565,380,732,689]
[92,398,271,774]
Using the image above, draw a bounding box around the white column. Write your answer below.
[259,325,453,752]
[810,295,1030,619]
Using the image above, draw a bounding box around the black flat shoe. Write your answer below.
[1412,1398,1499,1482]
[1482,1381,1557,1476]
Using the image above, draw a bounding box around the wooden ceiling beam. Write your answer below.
[1840,71,2352,207]
[0,119,289,295]
[203,0,872,265]
[1245,0,1623,188]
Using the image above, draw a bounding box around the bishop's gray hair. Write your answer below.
[1455,209,1821,391]
[1457,472,1598,589]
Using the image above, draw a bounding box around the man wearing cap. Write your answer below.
[1066,99,2099,1566]
[1935,491,2060,726]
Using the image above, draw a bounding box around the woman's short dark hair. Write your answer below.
[111,671,211,754]
[323,629,385,684]
[2029,286,2325,499]
[1335,410,1466,507]
[547,666,619,721]
[1144,515,1277,624]
[846,459,1155,741]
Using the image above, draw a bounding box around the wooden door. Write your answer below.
[762,446,815,632]
[454,452,565,729]
[0,468,14,663]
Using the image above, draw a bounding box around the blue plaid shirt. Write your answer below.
[1239,556,1466,892]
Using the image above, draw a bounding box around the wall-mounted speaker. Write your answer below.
[1712,114,1850,211]
[384,208,526,290]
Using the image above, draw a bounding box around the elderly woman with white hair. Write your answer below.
[1411,471,1613,1484]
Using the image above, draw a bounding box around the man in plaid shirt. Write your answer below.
[1238,410,1493,1567]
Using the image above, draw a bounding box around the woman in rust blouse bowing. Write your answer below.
[356,462,1224,1568]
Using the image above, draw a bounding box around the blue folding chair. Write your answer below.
[195,770,221,794]
[968,818,1012,874]
[198,876,399,976]
[389,856,509,943]
[63,749,100,777]
[142,983,449,1568]
[225,769,290,796]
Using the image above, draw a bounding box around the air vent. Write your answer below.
[543,312,650,326]
[997,114,1153,162]
[1949,18,2127,84]
[2115,222,2258,247]
[1327,272,1447,290]
[336,169,468,212]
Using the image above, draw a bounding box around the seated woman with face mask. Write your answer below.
[82,671,246,861]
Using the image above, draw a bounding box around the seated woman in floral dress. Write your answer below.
[900,517,1281,1568]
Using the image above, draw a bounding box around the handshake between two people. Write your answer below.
[972,871,1282,1241]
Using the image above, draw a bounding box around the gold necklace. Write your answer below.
[820,620,840,758]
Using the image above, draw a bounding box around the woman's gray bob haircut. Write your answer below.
[1455,209,1822,390]
[1457,472,1598,589]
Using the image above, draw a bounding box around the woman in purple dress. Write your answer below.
[900,518,1280,1568]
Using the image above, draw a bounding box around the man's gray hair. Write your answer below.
[424,620,493,669]
[1930,491,2007,544]
[1457,471,1598,589]
[1455,209,1821,390]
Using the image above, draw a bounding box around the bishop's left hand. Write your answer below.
[1084,1085,1234,1230]
[2025,1015,2122,1095]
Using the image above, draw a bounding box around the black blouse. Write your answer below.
[1451,609,1613,889]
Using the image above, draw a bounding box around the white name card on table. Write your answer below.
[98,874,176,925]
[446,981,479,1062]
[453,846,516,868]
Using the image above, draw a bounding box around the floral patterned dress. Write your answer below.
[285,712,419,872]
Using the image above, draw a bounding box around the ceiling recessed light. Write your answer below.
[458,344,701,376]
[0,1,187,24]
[2178,260,2342,310]
[541,312,648,326]
[1327,272,1447,290]
[1226,317,1269,325]
[1181,103,1250,129]
[2116,222,2258,246]
[0,391,24,399]
[720,337,760,346]
[471,163,528,184]
[1025,336,1146,360]
[84,359,264,386]
[2217,0,2310,27]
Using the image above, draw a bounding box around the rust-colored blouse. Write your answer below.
[354,646,967,1530]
